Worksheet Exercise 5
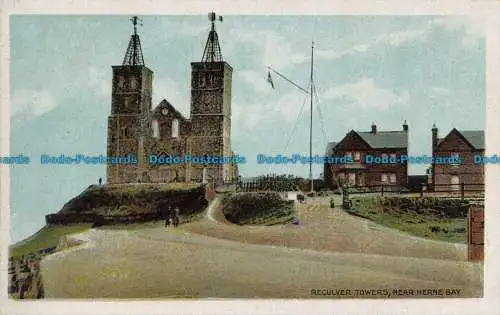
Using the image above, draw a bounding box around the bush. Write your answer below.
[222,192,294,225]
[430,226,441,233]
[376,196,470,218]
[453,227,466,233]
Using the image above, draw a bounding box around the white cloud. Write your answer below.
[374,29,428,46]
[322,77,410,110]
[234,30,307,69]
[316,16,483,61]
[233,89,309,129]
[11,89,57,117]
[153,76,189,117]
[237,70,275,94]
[317,29,428,61]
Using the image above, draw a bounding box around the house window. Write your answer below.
[345,152,352,160]
[152,119,159,138]
[381,153,388,160]
[202,167,208,183]
[172,119,179,138]
[159,167,170,181]
[381,174,388,183]
[451,176,460,191]
[390,153,397,160]
[354,152,361,161]
[389,173,397,183]
[348,173,356,186]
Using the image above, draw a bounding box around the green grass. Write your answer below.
[104,183,202,193]
[98,212,206,231]
[239,204,295,225]
[9,224,92,258]
[350,198,467,243]
[222,192,296,226]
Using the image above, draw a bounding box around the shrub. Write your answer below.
[430,226,441,233]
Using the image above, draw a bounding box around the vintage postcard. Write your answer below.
[1,1,499,314]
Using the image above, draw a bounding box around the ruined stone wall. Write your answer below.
[467,206,484,261]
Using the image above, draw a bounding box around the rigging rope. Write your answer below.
[313,82,329,146]
[266,84,311,175]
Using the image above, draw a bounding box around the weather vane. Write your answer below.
[208,12,223,30]
[130,16,143,35]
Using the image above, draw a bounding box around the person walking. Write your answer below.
[173,207,180,227]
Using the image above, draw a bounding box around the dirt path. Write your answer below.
[40,195,483,298]
[184,195,466,261]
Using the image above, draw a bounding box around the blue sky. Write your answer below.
[9,15,485,243]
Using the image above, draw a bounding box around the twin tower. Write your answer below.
[106,15,237,184]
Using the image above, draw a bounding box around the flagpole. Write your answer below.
[309,42,314,193]
[267,66,309,94]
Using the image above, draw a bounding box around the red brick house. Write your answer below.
[431,125,484,192]
[324,123,409,188]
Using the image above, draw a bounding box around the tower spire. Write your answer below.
[201,12,224,62]
[122,16,145,66]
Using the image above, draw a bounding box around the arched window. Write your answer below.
[152,119,159,138]
[130,77,137,89]
[118,76,125,88]
[172,119,179,138]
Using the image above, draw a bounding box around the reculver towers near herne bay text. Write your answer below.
[106,14,238,184]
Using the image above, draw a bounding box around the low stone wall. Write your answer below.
[467,206,484,261]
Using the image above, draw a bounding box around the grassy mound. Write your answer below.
[221,192,295,225]
[9,224,92,258]
[45,183,209,226]
[350,197,467,243]
[59,183,205,216]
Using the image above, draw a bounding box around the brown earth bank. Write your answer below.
[45,183,210,225]
[39,195,483,299]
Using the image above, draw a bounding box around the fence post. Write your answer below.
[381,185,384,196]
[461,182,465,201]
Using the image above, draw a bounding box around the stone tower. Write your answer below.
[107,16,153,183]
[189,12,233,184]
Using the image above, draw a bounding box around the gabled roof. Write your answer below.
[459,130,484,150]
[357,131,408,149]
[152,99,189,121]
[325,141,337,154]
[438,129,484,150]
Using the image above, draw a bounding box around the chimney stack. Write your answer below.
[403,120,408,132]
[371,123,377,134]
[432,124,438,152]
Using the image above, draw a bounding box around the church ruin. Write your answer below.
[106,14,238,185]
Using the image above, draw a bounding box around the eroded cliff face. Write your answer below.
[10,269,44,299]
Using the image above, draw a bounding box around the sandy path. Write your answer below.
[184,195,466,261]
[40,195,483,298]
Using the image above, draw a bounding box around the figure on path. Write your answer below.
[98,177,102,185]
[173,207,180,227]
[165,205,173,228]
